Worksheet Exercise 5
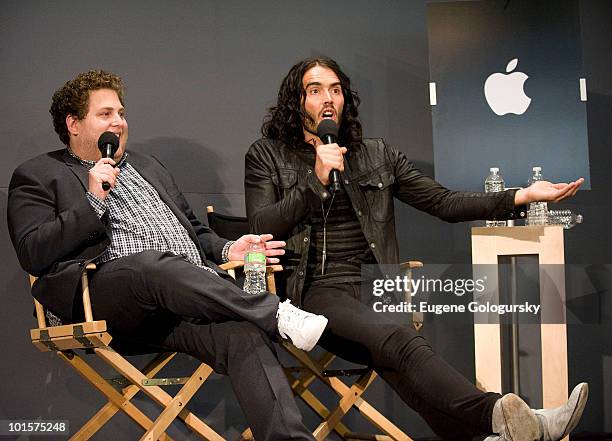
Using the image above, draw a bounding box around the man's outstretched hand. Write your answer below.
[514,178,584,206]
[228,234,286,264]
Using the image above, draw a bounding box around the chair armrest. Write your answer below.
[399,260,424,331]
[219,261,244,271]
[219,261,283,273]
[218,261,283,295]
[399,260,423,269]
[266,265,283,274]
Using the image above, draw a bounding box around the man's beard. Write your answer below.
[302,111,341,138]
[303,119,319,138]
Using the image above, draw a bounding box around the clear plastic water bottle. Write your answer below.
[548,209,583,229]
[484,167,507,227]
[243,240,267,295]
[526,166,549,226]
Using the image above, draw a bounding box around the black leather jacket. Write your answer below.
[245,137,525,306]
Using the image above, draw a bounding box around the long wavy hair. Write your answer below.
[262,56,362,148]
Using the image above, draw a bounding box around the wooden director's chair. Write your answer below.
[29,265,226,441]
[207,206,424,441]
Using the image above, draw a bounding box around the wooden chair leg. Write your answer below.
[237,427,254,441]
[283,353,353,440]
[348,397,412,441]
[313,371,377,440]
[72,353,178,440]
[140,363,213,441]
[95,347,224,441]
[283,366,352,440]
[282,343,413,441]
[57,351,174,441]
[318,372,412,441]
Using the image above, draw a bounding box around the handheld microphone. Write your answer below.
[97,131,120,191]
[316,119,341,192]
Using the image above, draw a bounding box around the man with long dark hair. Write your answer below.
[245,56,587,441]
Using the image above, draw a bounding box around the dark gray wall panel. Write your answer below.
[0,0,432,191]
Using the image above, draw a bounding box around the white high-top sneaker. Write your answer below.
[276,299,328,351]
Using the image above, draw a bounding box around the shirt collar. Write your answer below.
[67,147,128,169]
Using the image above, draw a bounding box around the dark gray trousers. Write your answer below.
[88,250,314,441]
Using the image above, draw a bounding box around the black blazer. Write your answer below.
[7,149,229,322]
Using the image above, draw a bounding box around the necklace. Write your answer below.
[320,190,336,275]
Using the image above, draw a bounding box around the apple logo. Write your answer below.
[484,58,531,116]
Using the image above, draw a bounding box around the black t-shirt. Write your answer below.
[304,185,375,287]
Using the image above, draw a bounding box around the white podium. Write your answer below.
[471,226,568,408]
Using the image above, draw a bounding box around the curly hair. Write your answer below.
[262,57,362,148]
[50,70,125,146]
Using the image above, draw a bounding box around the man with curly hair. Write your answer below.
[244,56,588,441]
[7,69,327,440]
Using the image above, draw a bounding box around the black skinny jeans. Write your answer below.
[302,282,501,441]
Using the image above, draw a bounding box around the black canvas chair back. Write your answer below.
[206,206,249,241]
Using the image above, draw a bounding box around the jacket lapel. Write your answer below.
[62,150,89,190]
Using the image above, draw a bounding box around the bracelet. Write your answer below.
[221,240,235,263]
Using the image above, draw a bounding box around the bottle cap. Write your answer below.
[490,167,499,173]
[533,166,542,172]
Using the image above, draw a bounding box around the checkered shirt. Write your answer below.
[68,149,230,274]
